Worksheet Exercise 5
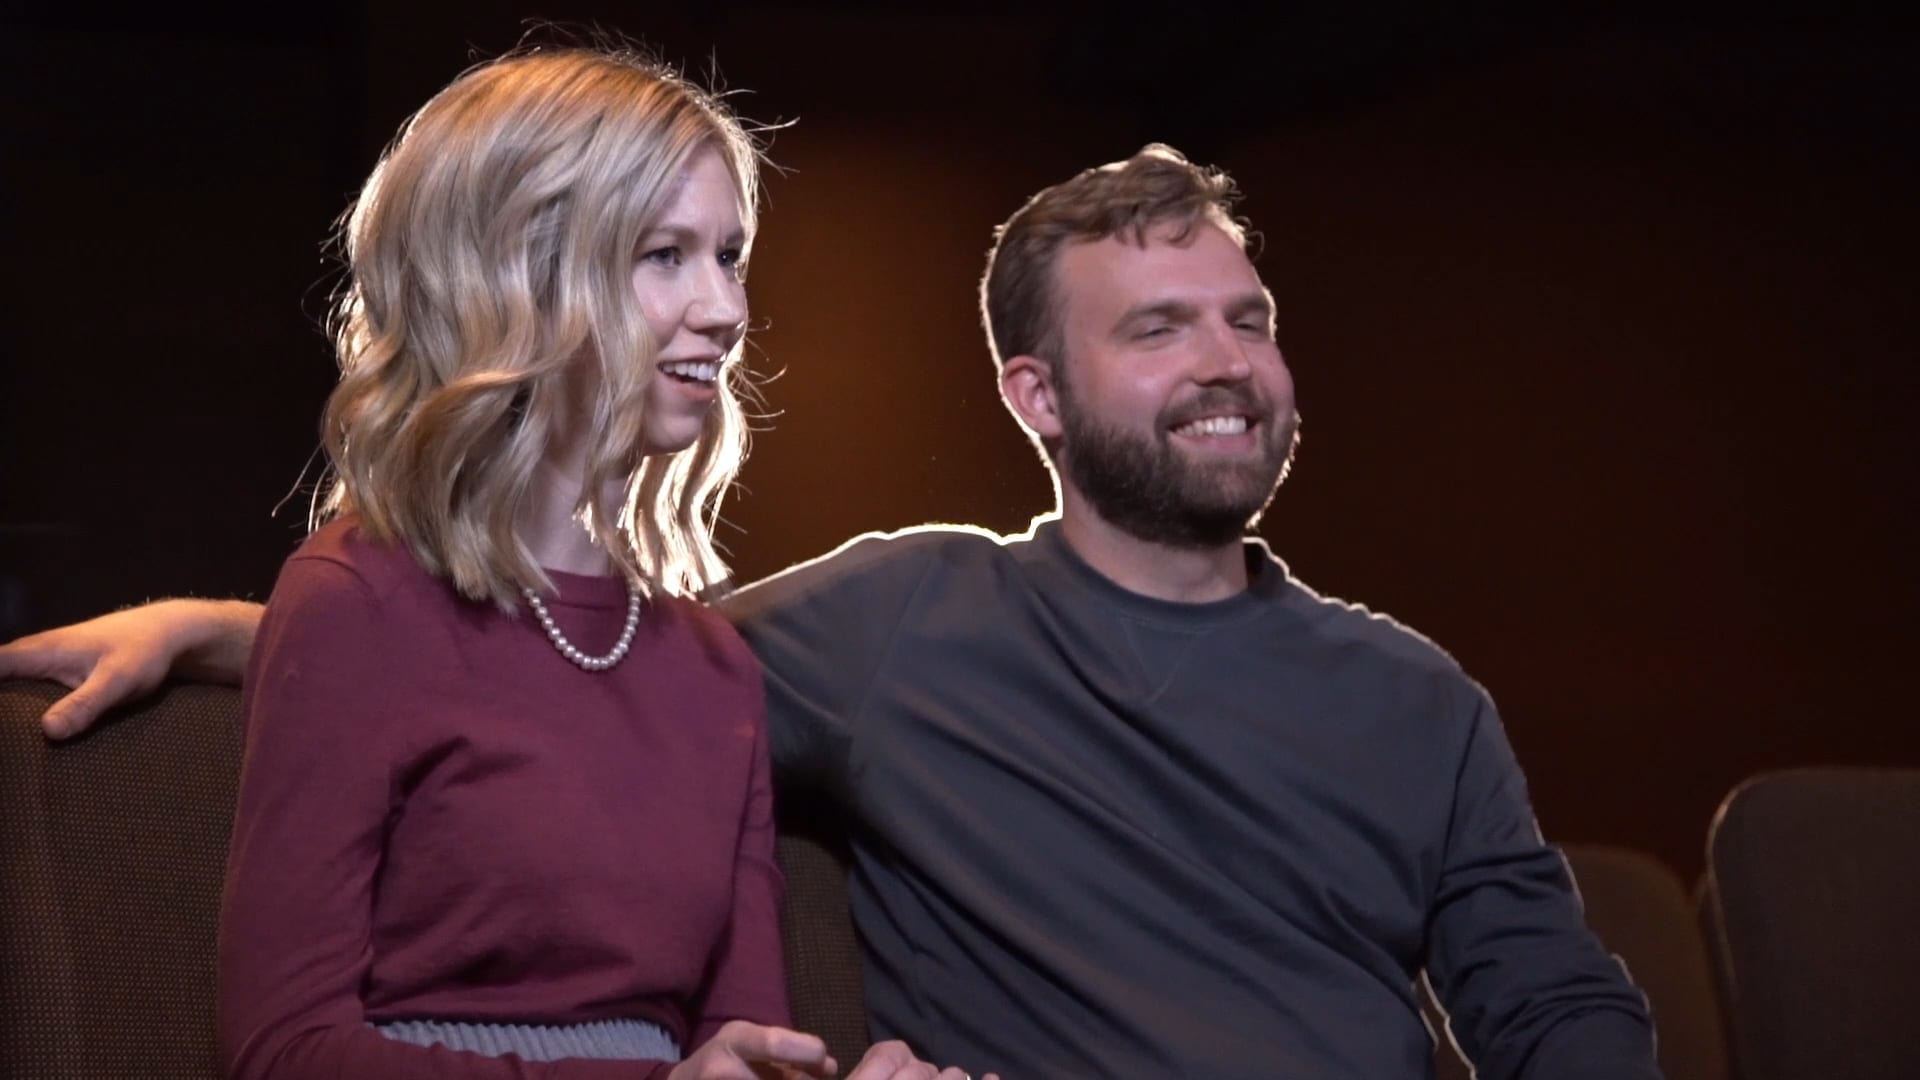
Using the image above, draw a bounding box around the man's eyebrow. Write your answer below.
[1114,292,1274,331]
[1114,300,1199,330]
[1224,291,1276,320]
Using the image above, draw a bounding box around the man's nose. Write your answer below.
[1194,320,1254,383]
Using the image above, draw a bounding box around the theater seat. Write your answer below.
[0,677,873,1077]
[0,679,242,1079]
[1701,768,1920,1080]
[1427,842,1730,1080]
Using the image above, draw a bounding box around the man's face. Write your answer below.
[1049,220,1298,549]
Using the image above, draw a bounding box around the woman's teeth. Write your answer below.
[660,361,720,383]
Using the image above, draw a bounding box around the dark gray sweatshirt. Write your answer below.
[724,519,1658,1079]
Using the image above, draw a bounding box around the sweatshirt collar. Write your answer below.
[1029,517,1288,629]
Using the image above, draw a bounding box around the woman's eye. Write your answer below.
[642,246,682,268]
[719,248,747,279]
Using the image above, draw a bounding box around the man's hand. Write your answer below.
[845,1040,995,1080]
[0,598,258,739]
[667,1021,837,1079]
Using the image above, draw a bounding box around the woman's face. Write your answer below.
[629,146,749,456]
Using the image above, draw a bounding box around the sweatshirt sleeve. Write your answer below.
[685,700,792,1049]
[1423,685,1663,1080]
[719,531,936,796]
[219,554,671,1080]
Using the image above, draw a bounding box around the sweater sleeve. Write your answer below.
[219,554,670,1080]
[1423,686,1662,1080]
[686,705,791,1049]
[719,531,935,796]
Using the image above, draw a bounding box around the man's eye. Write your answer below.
[642,246,682,267]
[1136,325,1173,340]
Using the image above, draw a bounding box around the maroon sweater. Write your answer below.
[219,521,786,1080]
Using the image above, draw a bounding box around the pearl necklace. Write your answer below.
[523,584,642,672]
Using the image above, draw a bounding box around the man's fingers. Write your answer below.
[0,629,141,739]
[38,692,88,740]
[843,1041,943,1080]
[45,654,163,740]
[0,635,74,684]
[39,665,129,739]
[841,1040,911,1080]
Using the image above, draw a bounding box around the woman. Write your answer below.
[216,45,964,1080]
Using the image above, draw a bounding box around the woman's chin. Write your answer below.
[636,424,706,458]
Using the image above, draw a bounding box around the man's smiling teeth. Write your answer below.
[1173,415,1249,437]
[659,360,720,383]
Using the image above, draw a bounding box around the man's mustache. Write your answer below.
[1160,387,1277,430]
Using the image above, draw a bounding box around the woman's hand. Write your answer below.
[667,1021,836,1079]
[666,1026,995,1080]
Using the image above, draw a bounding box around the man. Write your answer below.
[2,146,1659,1078]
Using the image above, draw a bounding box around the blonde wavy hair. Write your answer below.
[316,46,762,610]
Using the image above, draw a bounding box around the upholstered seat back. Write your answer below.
[1,679,243,1079]
[1565,844,1730,1080]
[0,678,871,1078]
[1703,768,1920,1080]
[774,793,870,1066]
[1428,842,1731,1080]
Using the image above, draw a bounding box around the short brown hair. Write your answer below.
[979,144,1247,375]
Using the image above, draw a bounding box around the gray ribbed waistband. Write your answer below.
[372,1017,681,1063]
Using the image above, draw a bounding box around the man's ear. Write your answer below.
[1000,354,1063,441]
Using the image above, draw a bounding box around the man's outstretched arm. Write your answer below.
[1425,685,1661,1080]
[0,598,264,738]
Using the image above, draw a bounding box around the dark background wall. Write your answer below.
[4,2,1915,882]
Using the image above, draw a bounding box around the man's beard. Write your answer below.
[1058,385,1299,550]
